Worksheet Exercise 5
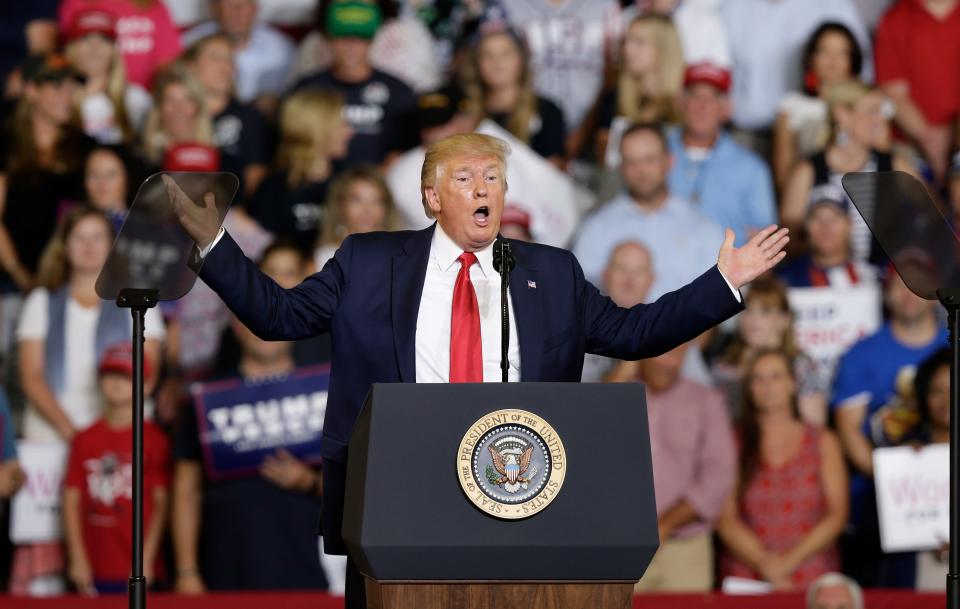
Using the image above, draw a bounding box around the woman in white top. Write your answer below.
[772,22,862,191]
[17,206,165,442]
[64,9,152,145]
[312,166,397,271]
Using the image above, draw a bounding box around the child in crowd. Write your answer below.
[63,343,170,594]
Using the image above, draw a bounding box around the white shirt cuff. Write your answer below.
[718,269,742,303]
[198,227,226,259]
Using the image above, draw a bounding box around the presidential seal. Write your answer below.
[456,409,566,519]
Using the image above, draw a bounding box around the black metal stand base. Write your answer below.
[129,576,146,609]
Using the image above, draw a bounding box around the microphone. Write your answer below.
[493,237,515,383]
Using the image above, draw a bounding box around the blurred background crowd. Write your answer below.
[0,0,954,604]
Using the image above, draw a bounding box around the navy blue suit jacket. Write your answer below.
[198,224,743,553]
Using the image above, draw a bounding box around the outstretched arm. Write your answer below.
[583,226,788,360]
[164,176,348,341]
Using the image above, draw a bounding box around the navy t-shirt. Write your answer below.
[291,69,417,166]
[213,98,269,194]
[246,170,329,250]
[173,369,328,591]
[488,96,566,160]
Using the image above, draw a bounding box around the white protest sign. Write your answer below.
[874,445,949,552]
[11,441,68,543]
[788,285,882,378]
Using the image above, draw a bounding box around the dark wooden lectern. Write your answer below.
[343,383,657,609]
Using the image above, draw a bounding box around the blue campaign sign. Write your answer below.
[191,365,330,480]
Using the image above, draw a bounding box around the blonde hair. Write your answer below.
[65,37,134,142]
[419,133,510,219]
[461,30,538,143]
[141,68,214,163]
[318,165,397,247]
[824,80,875,143]
[617,15,684,124]
[37,206,114,290]
[276,90,344,190]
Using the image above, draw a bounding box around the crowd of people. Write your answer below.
[0,0,955,600]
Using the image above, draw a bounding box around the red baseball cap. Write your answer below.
[67,10,117,43]
[164,143,221,173]
[99,342,152,379]
[501,205,531,231]
[683,63,732,93]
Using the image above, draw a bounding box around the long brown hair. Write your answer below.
[36,206,114,290]
[4,93,84,175]
[461,29,539,143]
[720,275,799,366]
[736,348,801,497]
[318,165,397,248]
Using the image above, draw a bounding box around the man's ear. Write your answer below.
[425,185,442,215]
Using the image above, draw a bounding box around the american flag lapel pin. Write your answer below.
[527,280,537,289]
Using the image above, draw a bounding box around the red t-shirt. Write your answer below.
[875,0,960,126]
[65,419,171,582]
[59,0,182,89]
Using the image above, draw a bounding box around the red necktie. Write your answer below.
[450,252,482,382]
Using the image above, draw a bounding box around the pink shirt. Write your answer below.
[647,378,736,539]
[59,0,181,89]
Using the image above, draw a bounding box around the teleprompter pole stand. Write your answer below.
[939,288,960,609]
[116,288,159,609]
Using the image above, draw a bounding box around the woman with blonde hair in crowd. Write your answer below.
[596,14,684,164]
[140,69,215,168]
[711,275,829,425]
[718,348,847,591]
[781,81,913,261]
[10,207,165,595]
[460,23,566,167]
[313,165,397,270]
[247,89,353,250]
[64,8,152,144]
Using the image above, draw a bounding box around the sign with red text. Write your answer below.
[874,445,949,552]
[788,285,881,375]
[10,442,68,543]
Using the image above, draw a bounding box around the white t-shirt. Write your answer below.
[80,86,152,144]
[16,288,166,443]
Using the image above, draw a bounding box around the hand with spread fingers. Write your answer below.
[717,225,790,290]
[162,175,221,250]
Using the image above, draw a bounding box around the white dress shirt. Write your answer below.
[414,224,521,383]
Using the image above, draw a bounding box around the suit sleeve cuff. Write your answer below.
[198,227,226,259]
[717,269,742,303]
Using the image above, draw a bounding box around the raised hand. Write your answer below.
[717,225,789,290]
[162,175,221,250]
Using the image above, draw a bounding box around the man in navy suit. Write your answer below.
[165,130,788,606]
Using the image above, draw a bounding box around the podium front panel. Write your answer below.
[343,382,658,581]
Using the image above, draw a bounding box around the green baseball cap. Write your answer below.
[326,1,382,40]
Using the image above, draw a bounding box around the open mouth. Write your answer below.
[473,206,490,226]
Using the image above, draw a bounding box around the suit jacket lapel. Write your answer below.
[508,249,543,382]
[392,225,435,382]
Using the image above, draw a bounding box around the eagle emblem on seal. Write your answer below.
[486,437,540,494]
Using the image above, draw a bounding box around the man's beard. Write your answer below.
[626,183,667,204]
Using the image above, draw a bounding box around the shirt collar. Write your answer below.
[431,222,493,277]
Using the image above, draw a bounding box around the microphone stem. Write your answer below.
[500,240,510,383]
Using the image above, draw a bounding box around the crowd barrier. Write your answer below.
[0,590,946,609]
